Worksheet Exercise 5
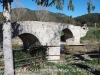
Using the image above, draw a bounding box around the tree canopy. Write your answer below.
[33,0,74,10]
[74,13,100,27]
[0,0,96,13]
[33,0,95,13]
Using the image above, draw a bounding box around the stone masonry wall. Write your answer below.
[0,21,88,61]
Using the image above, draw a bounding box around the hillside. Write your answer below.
[74,13,100,27]
[0,8,99,27]
[0,8,75,24]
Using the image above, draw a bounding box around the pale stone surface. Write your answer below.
[0,21,88,61]
[12,36,23,45]
[11,21,88,46]
[47,47,60,61]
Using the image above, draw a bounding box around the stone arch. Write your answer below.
[12,22,42,51]
[12,33,48,64]
[17,33,41,51]
[61,28,74,44]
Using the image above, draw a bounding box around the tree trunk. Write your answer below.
[3,0,14,75]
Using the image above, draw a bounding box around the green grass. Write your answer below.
[45,59,100,75]
[2,58,99,75]
[89,27,100,30]
[12,45,23,50]
[81,27,100,41]
[0,70,4,75]
[0,54,4,75]
[61,31,64,36]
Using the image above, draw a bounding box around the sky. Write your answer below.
[0,0,100,18]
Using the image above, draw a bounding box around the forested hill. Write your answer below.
[0,8,75,24]
[0,8,100,27]
[74,13,100,27]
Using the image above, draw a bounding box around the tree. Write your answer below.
[0,0,96,75]
[34,0,95,13]
[11,0,27,22]
[68,0,74,11]
[0,0,14,75]
[87,0,95,14]
[35,5,49,21]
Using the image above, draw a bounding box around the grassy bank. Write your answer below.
[81,27,100,41]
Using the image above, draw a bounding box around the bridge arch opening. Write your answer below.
[18,33,41,51]
[12,33,47,68]
[61,28,73,43]
[12,33,41,51]
[60,28,74,53]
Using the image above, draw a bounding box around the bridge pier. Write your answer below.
[47,47,60,62]
[73,36,81,45]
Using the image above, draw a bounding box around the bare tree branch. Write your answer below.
[35,5,49,22]
[11,0,27,22]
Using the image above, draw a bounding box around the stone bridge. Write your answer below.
[0,21,88,61]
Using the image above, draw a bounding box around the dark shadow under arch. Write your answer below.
[61,28,73,42]
[13,33,48,69]
[18,33,41,51]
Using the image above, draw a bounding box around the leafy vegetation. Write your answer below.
[0,8,75,24]
[61,31,64,36]
[74,13,100,27]
[81,27,100,41]
[0,54,4,75]
[0,8,99,27]
[29,58,100,75]
[13,45,47,68]
[0,70,3,75]
[1,51,100,75]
